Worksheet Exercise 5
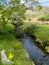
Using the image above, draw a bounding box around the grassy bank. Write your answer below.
[0,23,35,65]
[21,23,49,53]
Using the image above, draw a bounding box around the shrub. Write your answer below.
[28,18,31,21]
[38,14,49,21]
[37,5,43,10]
[38,17,46,21]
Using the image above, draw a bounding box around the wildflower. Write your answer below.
[8,53,14,60]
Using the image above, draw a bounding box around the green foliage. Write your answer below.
[28,18,32,21]
[38,17,46,21]
[0,0,26,33]
[21,23,49,52]
[37,5,43,10]
[0,0,39,33]
[38,14,49,21]
[0,23,34,65]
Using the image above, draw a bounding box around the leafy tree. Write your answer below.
[37,5,43,10]
[0,0,39,33]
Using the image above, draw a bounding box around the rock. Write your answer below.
[45,46,49,53]
[0,50,14,64]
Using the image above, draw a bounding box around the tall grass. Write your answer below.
[0,23,35,65]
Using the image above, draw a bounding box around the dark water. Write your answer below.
[21,35,49,65]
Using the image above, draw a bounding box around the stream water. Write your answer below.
[21,35,49,65]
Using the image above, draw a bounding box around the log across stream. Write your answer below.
[20,35,49,65]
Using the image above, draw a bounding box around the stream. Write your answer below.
[20,35,49,65]
[13,23,49,65]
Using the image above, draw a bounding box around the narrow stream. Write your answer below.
[21,35,49,65]
[13,23,49,65]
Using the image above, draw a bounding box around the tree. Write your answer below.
[0,0,39,33]
[37,5,43,10]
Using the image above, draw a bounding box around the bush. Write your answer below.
[38,14,49,21]
[28,18,31,21]
[37,5,43,10]
[38,17,46,21]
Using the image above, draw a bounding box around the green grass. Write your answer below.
[21,23,49,43]
[21,23,49,52]
[0,23,35,65]
[32,24,49,43]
